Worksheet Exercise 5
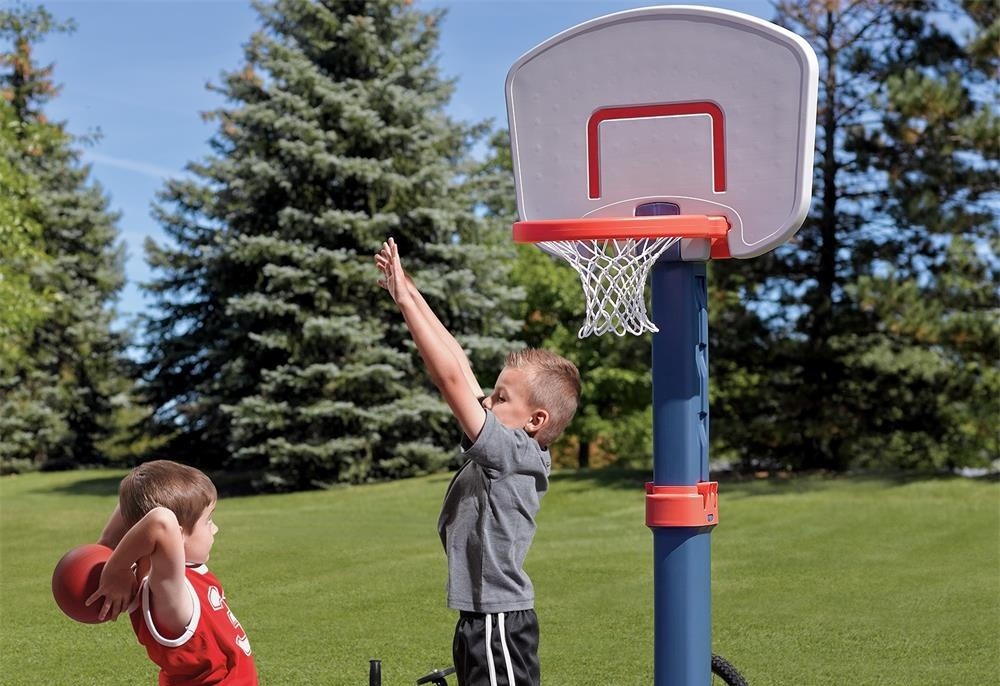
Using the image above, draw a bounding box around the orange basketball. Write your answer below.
[52,544,113,624]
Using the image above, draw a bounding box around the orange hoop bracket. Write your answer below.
[513,215,730,244]
[645,482,719,528]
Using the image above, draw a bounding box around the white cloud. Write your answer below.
[87,152,182,181]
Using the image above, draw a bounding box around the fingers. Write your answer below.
[375,238,403,297]
[90,594,112,621]
[103,597,127,622]
[86,588,130,621]
[374,244,394,268]
[375,255,391,289]
[374,241,399,272]
[374,238,398,260]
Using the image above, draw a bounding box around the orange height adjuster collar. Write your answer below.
[645,482,719,528]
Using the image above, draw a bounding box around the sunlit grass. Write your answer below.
[1,469,996,685]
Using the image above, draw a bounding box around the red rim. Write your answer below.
[512,215,730,243]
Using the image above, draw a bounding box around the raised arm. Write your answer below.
[97,504,129,548]
[376,238,486,441]
[404,273,484,399]
[86,507,191,631]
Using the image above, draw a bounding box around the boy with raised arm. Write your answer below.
[376,237,580,686]
[87,460,258,685]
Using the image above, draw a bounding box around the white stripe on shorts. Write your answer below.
[485,614,498,686]
[498,612,516,686]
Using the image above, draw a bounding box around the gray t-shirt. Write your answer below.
[437,410,551,613]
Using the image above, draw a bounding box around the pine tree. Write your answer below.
[711,0,997,472]
[0,4,128,469]
[839,0,999,470]
[142,0,519,490]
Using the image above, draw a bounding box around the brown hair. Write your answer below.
[504,348,581,448]
[118,460,217,531]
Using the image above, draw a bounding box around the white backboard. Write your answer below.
[506,5,819,259]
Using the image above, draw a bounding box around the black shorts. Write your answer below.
[453,609,540,686]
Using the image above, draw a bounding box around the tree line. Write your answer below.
[1,0,996,490]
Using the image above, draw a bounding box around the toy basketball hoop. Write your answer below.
[513,215,729,337]
[506,4,818,339]
[505,6,819,685]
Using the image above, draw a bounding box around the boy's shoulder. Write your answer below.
[464,412,550,476]
[469,410,543,448]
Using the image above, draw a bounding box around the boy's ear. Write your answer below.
[525,408,549,435]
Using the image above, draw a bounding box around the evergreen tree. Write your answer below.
[0,99,49,369]
[711,0,997,472]
[0,3,128,470]
[840,0,999,470]
[142,0,519,490]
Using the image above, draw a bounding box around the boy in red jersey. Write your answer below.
[87,460,258,686]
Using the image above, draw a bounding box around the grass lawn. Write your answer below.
[1,469,997,685]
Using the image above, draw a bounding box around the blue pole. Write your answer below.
[650,259,713,686]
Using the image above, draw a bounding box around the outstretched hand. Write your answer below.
[85,561,138,622]
[375,237,409,305]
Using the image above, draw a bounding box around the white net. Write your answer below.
[541,237,681,337]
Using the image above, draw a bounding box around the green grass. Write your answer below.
[1,469,997,685]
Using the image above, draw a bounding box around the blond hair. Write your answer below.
[118,460,217,531]
[504,348,581,448]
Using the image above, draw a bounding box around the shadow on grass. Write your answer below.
[716,470,995,499]
[36,466,993,500]
[549,467,983,498]
[33,468,262,500]
[39,473,123,497]
[550,467,649,491]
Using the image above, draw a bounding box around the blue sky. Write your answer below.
[35,0,773,327]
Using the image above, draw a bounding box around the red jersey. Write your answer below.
[130,565,258,686]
